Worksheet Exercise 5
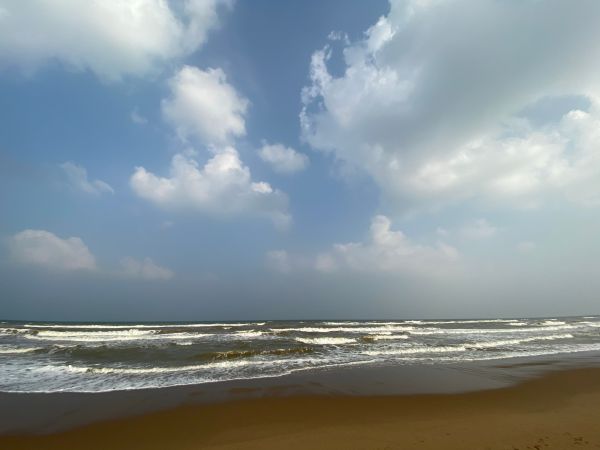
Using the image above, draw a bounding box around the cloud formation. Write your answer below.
[162,66,248,146]
[60,162,114,196]
[131,148,290,228]
[259,143,309,174]
[0,0,231,81]
[316,215,459,276]
[301,0,600,213]
[120,257,174,281]
[8,229,96,271]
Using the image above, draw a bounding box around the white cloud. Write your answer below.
[131,108,148,125]
[316,215,459,276]
[120,257,174,281]
[134,64,292,228]
[130,148,290,228]
[460,219,497,240]
[301,0,600,213]
[265,250,291,273]
[162,66,248,145]
[8,229,96,271]
[0,0,231,81]
[7,230,175,280]
[259,142,309,174]
[60,162,114,196]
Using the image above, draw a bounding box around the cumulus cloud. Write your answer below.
[0,0,231,81]
[315,215,459,276]
[60,162,114,196]
[162,66,248,145]
[120,257,174,281]
[301,0,600,213]
[130,148,290,228]
[8,229,96,271]
[259,142,309,174]
[133,64,291,228]
[6,230,175,281]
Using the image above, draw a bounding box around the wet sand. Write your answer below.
[2,366,600,449]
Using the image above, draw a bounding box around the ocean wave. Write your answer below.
[43,356,315,375]
[0,328,30,335]
[364,345,467,356]
[538,320,566,326]
[580,321,600,327]
[365,334,574,356]
[321,322,364,326]
[193,347,314,362]
[320,321,414,326]
[466,334,574,349]
[294,337,356,345]
[22,322,266,329]
[0,346,43,354]
[272,326,413,334]
[406,319,521,325]
[360,335,409,342]
[23,329,213,342]
[234,330,265,338]
[31,329,157,338]
[60,362,244,375]
[408,324,576,335]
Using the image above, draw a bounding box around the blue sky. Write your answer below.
[1,0,600,320]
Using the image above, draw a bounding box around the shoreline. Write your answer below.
[1,365,600,449]
[1,351,600,449]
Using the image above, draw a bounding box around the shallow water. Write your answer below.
[1,316,599,392]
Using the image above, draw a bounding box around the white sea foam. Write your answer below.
[0,346,42,354]
[1,317,598,394]
[23,322,265,329]
[0,328,29,335]
[295,337,356,345]
[23,329,213,342]
[42,356,317,376]
[368,335,410,341]
[467,334,574,349]
[364,345,467,356]
[321,322,364,326]
[408,324,576,335]
[234,330,265,338]
[273,326,413,334]
[539,320,566,326]
[408,319,521,325]
[62,360,249,375]
[365,334,574,356]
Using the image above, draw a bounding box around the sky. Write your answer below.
[1,0,600,321]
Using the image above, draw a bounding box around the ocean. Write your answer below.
[1,316,599,393]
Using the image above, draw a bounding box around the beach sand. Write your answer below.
[1,367,599,449]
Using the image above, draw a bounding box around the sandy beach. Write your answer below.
[1,366,599,449]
